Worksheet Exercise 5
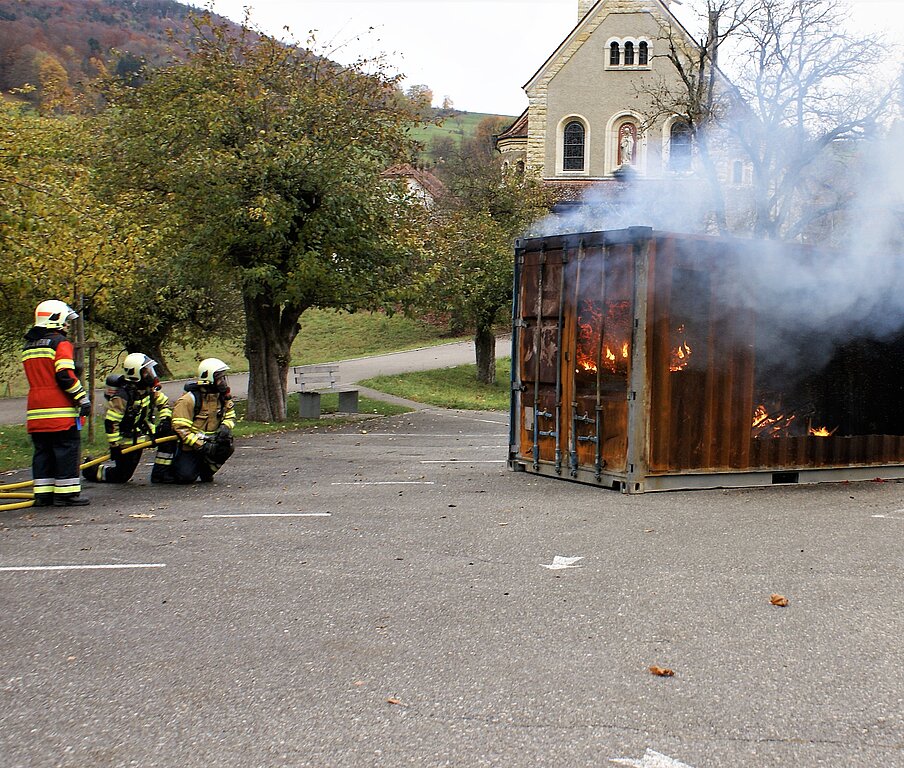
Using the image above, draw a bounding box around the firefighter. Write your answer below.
[82,353,173,484]
[151,357,236,484]
[21,300,91,507]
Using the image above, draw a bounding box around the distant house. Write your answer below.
[381,164,447,208]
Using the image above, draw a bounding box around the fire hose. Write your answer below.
[0,435,178,512]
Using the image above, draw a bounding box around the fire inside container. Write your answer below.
[508,227,904,492]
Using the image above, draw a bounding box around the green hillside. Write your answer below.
[414,110,516,163]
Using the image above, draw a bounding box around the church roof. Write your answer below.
[497,109,528,141]
[524,0,697,93]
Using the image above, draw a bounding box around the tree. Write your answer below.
[0,101,153,375]
[405,83,434,119]
[422,121,552,384]
[100,14,426,421]
[648,0,895,239]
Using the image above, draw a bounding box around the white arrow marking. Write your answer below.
[540,555,584,570]
[872,514,904,521]
[610,748,695,768]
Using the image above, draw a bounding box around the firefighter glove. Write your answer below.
[78,400,92,418]
[155,417,173,437]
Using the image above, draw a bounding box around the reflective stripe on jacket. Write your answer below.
[22,328,87,433]
[105,386,172,446]
[171,387,236,451]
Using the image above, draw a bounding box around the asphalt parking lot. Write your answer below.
[2,407,903,767]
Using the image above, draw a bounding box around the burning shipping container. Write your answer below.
[508,227,904,492]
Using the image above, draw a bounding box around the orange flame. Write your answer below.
[574,299,631,375]
[669,325,692,372]
[752,404,797,438]
[808,425,837,437]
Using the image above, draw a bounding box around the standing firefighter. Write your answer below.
[82,353,173,484]
[21,300,91,507]
[151,358,236,484]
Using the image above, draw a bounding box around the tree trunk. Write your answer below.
[147,341,171,379]
[475,324,496,385]
[243,292,297,422]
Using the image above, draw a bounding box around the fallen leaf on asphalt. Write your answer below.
[770,593,789,607]
[386,697,406,706]
[644,528,655,533]
[649,666,675,677]
[128,513,155,519]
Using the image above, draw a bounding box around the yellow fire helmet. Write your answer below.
[197,357,229,385]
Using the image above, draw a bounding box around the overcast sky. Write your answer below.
[209,0,904,116]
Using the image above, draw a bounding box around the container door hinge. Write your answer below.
[513,319,528,328]
[629,391,637,401]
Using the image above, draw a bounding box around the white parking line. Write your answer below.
[330,481,435,485]
[419,459,506,464]
[203,513,331,518]
[0,563,166,573]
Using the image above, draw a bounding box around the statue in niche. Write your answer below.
[618,124,636,166]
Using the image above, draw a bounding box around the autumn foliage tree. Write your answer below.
[423,118,552,384]
[0,100,158,376]
[99,14,427,421]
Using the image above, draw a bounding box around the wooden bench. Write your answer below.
[290,364,359,418]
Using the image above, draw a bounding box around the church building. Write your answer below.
[497,0,714,196]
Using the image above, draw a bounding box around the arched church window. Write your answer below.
[610,42,620,66]
[638,42,649,66]
[669,122,692,172]
[563,121,585,171]
[624,41,635,66]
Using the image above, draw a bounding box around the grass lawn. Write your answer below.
[360,357,511,411]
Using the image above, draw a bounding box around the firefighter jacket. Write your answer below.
[21,326,88,433]
[171,384,236,451]
[104,380,172,447]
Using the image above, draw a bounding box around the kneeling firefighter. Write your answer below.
[151,358,236,484]
[83,353,173,484]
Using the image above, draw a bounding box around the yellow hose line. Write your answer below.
[0,492,33,499]
[0,500,34,511]
[0,435,179,492]
[0,479,34,491]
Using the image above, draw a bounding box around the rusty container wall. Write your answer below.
[509,228,904,493]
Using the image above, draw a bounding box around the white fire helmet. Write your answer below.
[197,358,229,385]
[34,300,78,330]
[123,353,157,382]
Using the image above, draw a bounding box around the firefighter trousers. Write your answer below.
[31,427,83,505]
[82,448,142,483]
